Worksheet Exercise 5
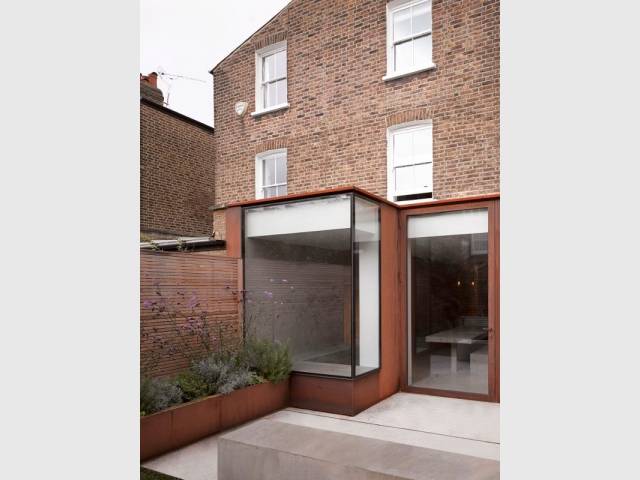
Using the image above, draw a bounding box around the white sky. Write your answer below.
[140,0,291,126]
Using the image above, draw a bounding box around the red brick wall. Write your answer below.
[211,0,499,235]
[140,100,216,238]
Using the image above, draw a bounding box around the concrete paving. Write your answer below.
[218,420,499,480]
[143,393,500,480]
[143,431,221,480]
[306,392,500,444]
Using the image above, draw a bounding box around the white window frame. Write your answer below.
[255,149,287,199]
[251,41,289,117]
[386,120,433,203]
[384,0,436,81]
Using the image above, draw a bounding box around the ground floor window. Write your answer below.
[243,193,380,378]
[407,208,490,395]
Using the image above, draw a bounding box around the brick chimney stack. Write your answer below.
[140,72,164,105]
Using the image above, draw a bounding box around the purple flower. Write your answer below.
[187,294,198,309]
[143,300,153,308]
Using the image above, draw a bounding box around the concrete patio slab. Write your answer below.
[218,420,499,480]
[288,392,499,444]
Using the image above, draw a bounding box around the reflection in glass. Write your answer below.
[244,194,380,377]
[393,7,412,41]
[408,209,489,394]
[413,35,432,66]
[413,2,431,33]
[354,197,380,373]
[394,41,413,72]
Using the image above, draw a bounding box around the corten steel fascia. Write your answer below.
[227,186,398,209]
[228,185,498,211]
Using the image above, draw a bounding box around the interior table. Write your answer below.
[425,327,487,372]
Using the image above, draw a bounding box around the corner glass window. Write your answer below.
[354,197,380,373]
[243,193,380,377]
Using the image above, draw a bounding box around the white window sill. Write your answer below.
[393,197,435,205]
[387,192,434,205]
[383,64,437,82]
[251,103,290,117]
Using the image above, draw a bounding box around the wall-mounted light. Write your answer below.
[234,101,248,117]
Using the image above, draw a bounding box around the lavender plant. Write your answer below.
[192,355,262,395]
[141,287,227,376]
[140,376,182,416]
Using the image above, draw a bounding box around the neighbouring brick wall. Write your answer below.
[212,0,499,233]
[212,209,227,240]
[140,100,216,238]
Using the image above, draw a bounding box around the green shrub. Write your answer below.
[175,370,209,402]
[192,354,263,396]
[141,356,268,416]
[140,377,182,416]
[242,338,292,384]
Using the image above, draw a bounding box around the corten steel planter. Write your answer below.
[140,379,290,461]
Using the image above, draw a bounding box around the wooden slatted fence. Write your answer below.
[140,250,242,378]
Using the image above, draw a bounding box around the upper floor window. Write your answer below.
[255,149,287,199]
[386,0,433,79]
[253,41,288,115]
[387,121,433,202]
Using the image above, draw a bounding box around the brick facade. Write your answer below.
[140,96,216,239]
[211,0,499,237]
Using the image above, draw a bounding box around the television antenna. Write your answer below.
[156,66,206,107]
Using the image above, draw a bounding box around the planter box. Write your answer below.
[140,379,290,461]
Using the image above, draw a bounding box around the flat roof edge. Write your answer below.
[225,186,499,210]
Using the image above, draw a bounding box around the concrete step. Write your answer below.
[267,409,499,461]
[218,419,499,480]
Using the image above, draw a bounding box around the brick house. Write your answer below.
[207,0,500,413]
[140,73,216,239]
[210,0,498,239]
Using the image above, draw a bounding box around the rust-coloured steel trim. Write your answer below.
[226,186,498,211]
[226,186,398,209]
[398,198,501,403]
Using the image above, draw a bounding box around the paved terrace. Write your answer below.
[143,392,500,480]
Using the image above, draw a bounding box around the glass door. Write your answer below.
[407,207,493,397]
